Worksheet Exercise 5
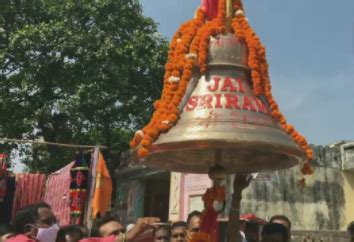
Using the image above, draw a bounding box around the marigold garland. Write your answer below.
[230,5,314,175]
[131,0,314,175]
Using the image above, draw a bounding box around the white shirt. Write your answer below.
[240,231,247,242]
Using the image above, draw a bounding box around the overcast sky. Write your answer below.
[140,0,354,145]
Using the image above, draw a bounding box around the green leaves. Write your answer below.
[0,0,168,173]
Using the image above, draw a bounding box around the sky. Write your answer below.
[140,0,354,145]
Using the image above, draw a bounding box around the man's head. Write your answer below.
[261,223,288,242]
[91,214,124,237]
[77,225,89,238]
[269,215,291,232]
[347,221,354,242]
[244,221,260,242]
[12,206,41,237]
[12,203,58,240]
[35,203,57,226]
[154,226,170,242]
[170,221,187,242]
[186,211,202,238]
[56,225,84,242]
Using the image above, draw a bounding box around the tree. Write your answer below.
[0,0,168,173]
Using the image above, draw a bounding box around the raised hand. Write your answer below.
[233,173,252,196]
[125,217,160,241]
[135,217,161,231]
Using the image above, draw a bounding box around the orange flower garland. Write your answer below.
[230,4,313,175]
[130,10,206,157]
[130,1,227,157]
[131,0,314,175]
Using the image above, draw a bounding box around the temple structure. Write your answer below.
[116,141,354,241]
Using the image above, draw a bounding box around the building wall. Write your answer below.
[343,171,354,228]
[291,230,349,242]
[115,180,145,224]
[226,166,348,230]
[114,167,171,225]
[169,143,354,232]
[169,173,212,221]
[169,173,182,221]
[144,179,170,221]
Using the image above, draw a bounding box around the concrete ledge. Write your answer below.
[292,230,348,242]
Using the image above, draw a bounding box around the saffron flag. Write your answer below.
[92,152,112,219]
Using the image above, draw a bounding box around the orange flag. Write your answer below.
[92,152,112,219]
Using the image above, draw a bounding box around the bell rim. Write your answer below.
[132,140,305,174]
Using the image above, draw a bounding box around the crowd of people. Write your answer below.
[0,201,353,242]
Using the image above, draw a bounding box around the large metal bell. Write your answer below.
[138,34,306,174]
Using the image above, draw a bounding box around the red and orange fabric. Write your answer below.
[70,154,89,224]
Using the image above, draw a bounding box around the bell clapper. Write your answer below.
[207,164,227,213]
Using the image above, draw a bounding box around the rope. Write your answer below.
[0,138,106,149]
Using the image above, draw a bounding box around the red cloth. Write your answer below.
[0,154,8,202]
[6,234,37,241]
[12,173,46,218]
[240,213,257,221]
[79,235,115,242]
[200,209,219,242]
[43,162,74,226]
[0,174,7,202]
[240,213,267,224]
[201,0,219,20]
